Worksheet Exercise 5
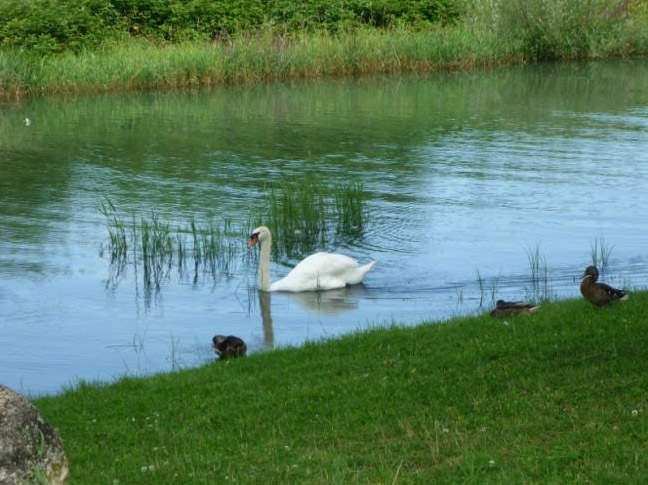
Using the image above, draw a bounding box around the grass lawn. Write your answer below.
[33,290,648,483]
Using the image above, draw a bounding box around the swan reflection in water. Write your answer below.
[258,290,274,348]
[255,284,369,351]
[281,285,368,316]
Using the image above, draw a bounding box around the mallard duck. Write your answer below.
[212,335,247,359]
[580,265,628,306]
[490,300,540,317]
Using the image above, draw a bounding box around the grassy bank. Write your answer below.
[33,291,648,483]
[2,0,648,100]
[0,26,503,99]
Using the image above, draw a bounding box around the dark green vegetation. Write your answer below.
[2,0,648,99]
[34,292,648,483]
[0,0,457,55]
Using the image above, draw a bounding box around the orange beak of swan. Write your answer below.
[247,233,259,248]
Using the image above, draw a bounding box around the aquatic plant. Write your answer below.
[250,180,370,260]
[474,269,501,310]
[334,182,368,236]
[590,236,613,271]
[455,286,465,311]
[99,199,128,262]
[3,0,647,100]
[100,200,240,290]
[489,273,501,307]
[140,213,175,290]
[100,182,369,291]
[475,268,486,309]
[525,244,551,302]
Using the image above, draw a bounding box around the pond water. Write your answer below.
[2,60,648,396]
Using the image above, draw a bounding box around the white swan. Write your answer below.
[247,226,376,292]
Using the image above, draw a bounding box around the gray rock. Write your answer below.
[0,385,69,484]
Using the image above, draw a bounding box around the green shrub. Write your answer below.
[0,0,123,54]
[468,0,637,61]
[0,0,459,55]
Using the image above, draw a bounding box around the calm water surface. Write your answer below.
[2,61,648,395]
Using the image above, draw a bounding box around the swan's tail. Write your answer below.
[351,260,376,285]
[363,260,377,272]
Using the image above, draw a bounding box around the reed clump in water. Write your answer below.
[100,200,241,289]
[590,236,613,272]
[100,199,128,261]
[525,244,552,302]
[253,180,370,260]
[100,181,369,288]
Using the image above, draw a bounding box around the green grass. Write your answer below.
[33,291,648,483]
[0,26,490,100]
[3,0,648,100]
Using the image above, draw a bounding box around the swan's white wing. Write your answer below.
[270,253,375,292]
[299,252,359,273]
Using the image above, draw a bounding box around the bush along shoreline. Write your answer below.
[1,0,648,100]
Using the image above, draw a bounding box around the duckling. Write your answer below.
[212,335,247,360]
[490,300,540,317]
[580,265,628,307]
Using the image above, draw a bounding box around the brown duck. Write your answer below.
[580,266,628,306]
[490,300,540,317]
[212,335,247,360]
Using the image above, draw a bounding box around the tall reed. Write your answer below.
[334,182,368,236]
[0,23,524,100]
[3,0,648,100]
[526,244,551,302]
[590,236,613,270]
[99,199,128,262]
[475,269,486,308]
[140,213,174,290]
[100,200,240,290]
[254,180,369,259]
[100,182,369,289]
[466,0,648,62]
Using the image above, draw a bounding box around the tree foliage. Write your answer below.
[0,0,459,54]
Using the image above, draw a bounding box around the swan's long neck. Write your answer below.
[258,233,272,291]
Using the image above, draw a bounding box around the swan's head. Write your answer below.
[247,226,271,248]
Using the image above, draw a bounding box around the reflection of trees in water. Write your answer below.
[4,62,647,225]
[6,62,647,286]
